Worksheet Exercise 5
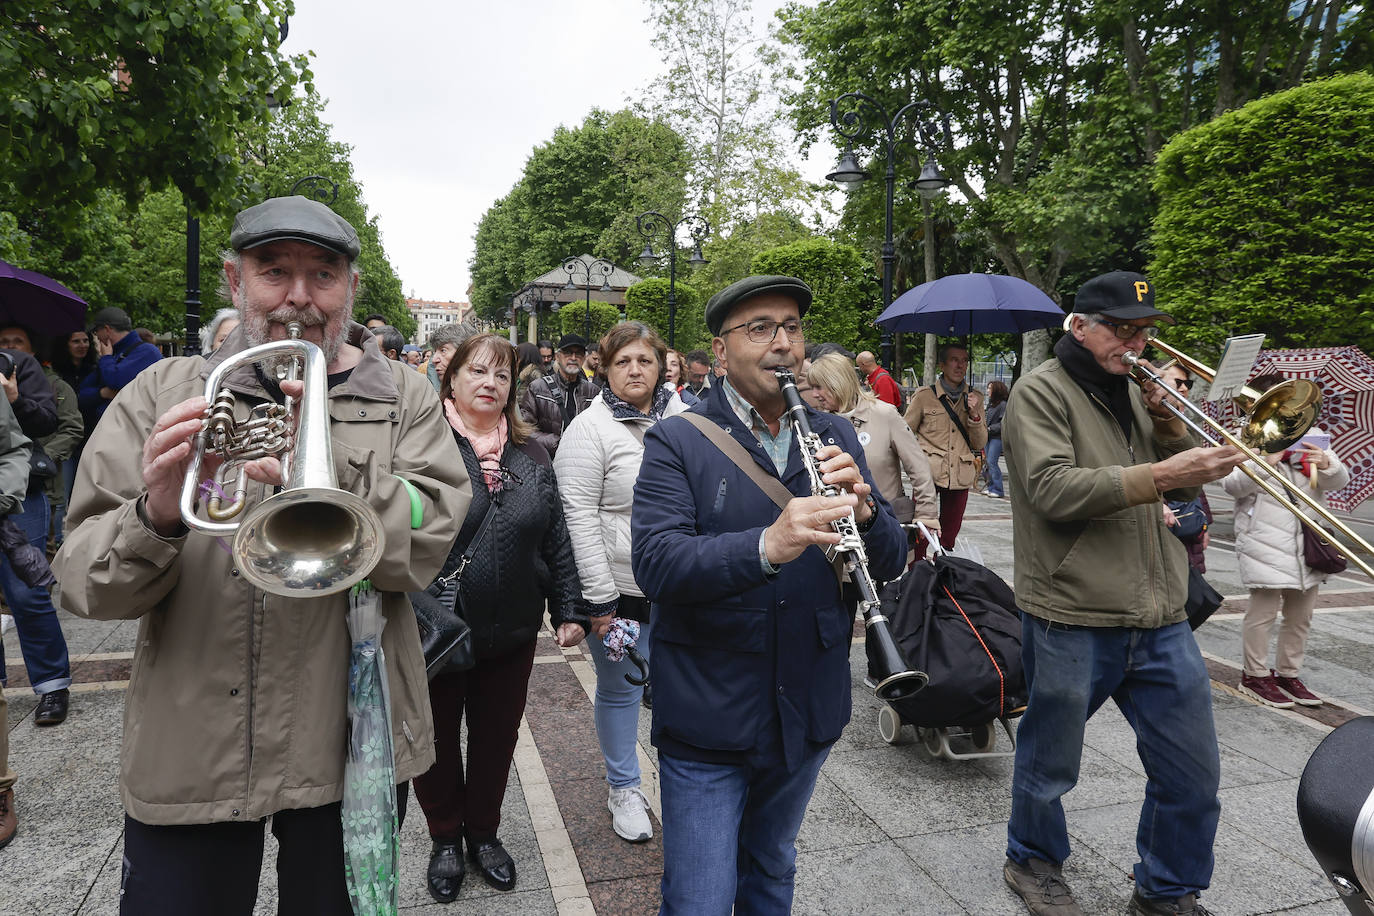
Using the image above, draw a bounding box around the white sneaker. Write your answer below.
[607,786,652,842]
[0,614,11,637]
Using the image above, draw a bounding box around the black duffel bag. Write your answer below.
[878,554,1027,727]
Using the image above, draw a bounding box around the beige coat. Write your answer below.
[904,382,988,489]
[53,325,469,826]
[840,398,938,527]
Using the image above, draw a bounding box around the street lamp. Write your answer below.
[827,91,952,375]
[562,255,615,340]
[518,284,559,343]
[636,210,710,349]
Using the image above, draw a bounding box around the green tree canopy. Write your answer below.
[1,2,310,218]
[1149,73,1374,357]
[469,109,689,322]
[557,300,622,343]
[624,278,708,352]
[749,238,882,355]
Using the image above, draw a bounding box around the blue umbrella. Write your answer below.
[876,273,1064,336]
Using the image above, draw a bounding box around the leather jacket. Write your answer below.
[446,432,587,657]
[519,372,599,456]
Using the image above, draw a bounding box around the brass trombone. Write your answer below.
[1123,339,1374,579]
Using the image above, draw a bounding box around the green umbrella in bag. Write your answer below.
[343,581,399,915]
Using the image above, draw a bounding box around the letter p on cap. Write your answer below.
[1134,281,1150,302]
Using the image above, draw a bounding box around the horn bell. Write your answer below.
[234,487,386,598]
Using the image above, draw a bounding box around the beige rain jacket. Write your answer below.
[53,324,468,826]
[904,381,988,490]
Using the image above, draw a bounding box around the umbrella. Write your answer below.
[0,259,87,338]
[603,618,649,686]
[1204,346,1374,511]
[343,581,400,915]
[876,273,1064,336]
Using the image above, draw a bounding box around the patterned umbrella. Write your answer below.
[1203,346,1374,511]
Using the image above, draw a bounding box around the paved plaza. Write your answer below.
[3,483,1371,914]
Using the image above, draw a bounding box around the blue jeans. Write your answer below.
[0,490,72,694]
[586,618,652,788]
[985,437,1004,496]
[659,743,830,915]
[1007,614,1220,899]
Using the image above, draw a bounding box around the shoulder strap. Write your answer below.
[436,498,500,588]
[933,384,975,452]
[680,413,793,509]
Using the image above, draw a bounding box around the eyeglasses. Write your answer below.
[1093,316,1161,341]
[720,318,808,344]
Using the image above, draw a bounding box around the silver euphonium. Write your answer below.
[775,369,928,702]
[178,322,385,597]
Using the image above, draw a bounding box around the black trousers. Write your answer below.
[119,786,409,915]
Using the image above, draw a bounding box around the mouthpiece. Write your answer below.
[1122,351,1141,367]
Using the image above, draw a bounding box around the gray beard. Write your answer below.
[238,304,350,372]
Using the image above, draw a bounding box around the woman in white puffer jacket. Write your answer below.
[1223,422,1349,710]
[553,322,687,844]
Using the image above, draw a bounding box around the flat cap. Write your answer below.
[1074,271,1174,324]
[230,195,361,260]
[706,275,813,336]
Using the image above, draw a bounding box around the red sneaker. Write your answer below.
[1239,673,1296,709]
[1275,673,1323,707]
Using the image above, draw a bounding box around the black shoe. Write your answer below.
[426,840,464,903]
[1128,889,1213,915]
[468,837,516,891]
[641,683,653,709]
[34,689,69,726]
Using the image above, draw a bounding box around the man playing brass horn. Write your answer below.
[54,196,468,912]
[1001,271,1246,916]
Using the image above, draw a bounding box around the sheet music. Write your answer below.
[1204,333,1265,402]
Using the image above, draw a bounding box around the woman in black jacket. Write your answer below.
[415,333,586,904]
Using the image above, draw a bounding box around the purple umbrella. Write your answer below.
[0,259,88,338]
[876,273,1064,336]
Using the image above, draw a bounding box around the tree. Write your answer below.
[641,0,812,232]
[624,278,709,352]
[1149,73,1374,356]
[468,109,690,321]
[0,2,310,217]
[557,301,622,343]
[749,239,882,355]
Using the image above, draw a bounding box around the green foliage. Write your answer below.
[624,279,708,351]
[0,93,408,338]
[1149,73,1374,357]
[688,211,817,295]
[749,239,882,355]
[0,2,310,218]
[468,109,689,322]
[557,301,623,343]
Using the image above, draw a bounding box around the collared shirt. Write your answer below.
[720,378,791,476]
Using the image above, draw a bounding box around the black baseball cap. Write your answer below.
[556,334,588,352]
[230,195,361,260]
[1073,271,1175,324]
[705,275,813,336]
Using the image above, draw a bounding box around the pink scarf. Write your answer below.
[445,401,508,492]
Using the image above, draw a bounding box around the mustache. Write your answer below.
[265,307,327,327]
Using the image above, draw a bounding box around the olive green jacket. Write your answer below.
[40,365,83,506]
[1003,358,1198,628]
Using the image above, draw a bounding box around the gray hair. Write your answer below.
[428,320,481,351]
[199,307,240,352]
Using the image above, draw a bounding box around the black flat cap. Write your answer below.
[230,195,361,260]
[706,276,813,336]
[1074,271,1174,323]
[556,333,588,352]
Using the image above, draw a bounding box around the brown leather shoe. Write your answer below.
[0,787,16,849]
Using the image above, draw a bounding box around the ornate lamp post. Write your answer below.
[636,210,709,349]
[563,255,615,340]
[826,92,952,377]
[518,284,558,343]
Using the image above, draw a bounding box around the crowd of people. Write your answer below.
[0,195,1360,916]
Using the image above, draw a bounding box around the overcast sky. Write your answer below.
[286,0,828,302]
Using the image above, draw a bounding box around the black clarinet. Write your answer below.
[775,369,927,702]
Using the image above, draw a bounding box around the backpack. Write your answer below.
[877,555,1026,727]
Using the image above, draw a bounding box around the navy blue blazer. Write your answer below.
[631,382,905,770]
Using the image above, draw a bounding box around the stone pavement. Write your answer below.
[2,483,1369,914]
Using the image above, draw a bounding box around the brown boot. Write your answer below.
[0,788,15,849]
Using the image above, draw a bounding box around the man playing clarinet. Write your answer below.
[632,275,906,914]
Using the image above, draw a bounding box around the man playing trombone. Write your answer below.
[1001,271,1246,916]
[54,196,468,912]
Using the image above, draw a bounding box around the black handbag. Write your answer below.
[411,499,498,678]
[1166,496,1207,540]
[1186,566,1225,630]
